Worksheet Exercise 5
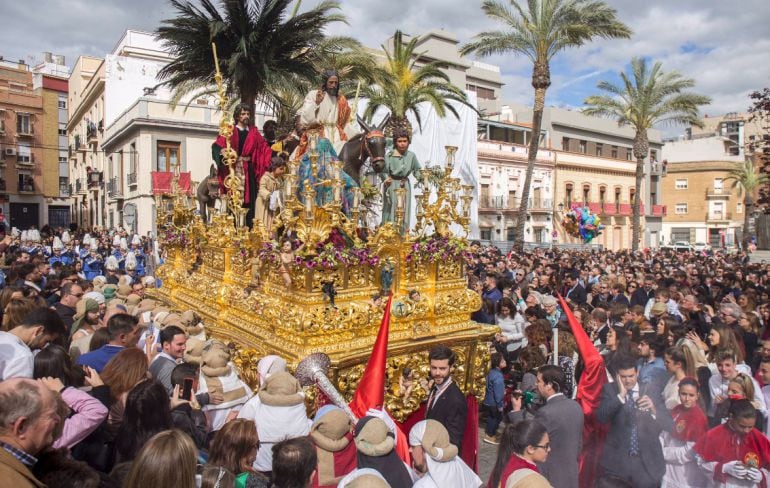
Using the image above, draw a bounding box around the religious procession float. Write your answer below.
[149,50,493,423]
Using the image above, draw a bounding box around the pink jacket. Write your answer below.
[53,387,108,449]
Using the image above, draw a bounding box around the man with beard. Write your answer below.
[424,345,467,450]
[212,104,272,227]
[0,308,66,380]
[297,69,355,156]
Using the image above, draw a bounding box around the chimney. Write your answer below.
[44,52,53,63]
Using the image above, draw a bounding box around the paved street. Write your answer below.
[477,426,497,482]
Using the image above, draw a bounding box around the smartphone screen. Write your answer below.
[182,378,194,401]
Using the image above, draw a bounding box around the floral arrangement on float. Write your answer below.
[405,234,471,264]
[258,229,380,270]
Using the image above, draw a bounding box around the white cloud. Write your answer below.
[2,0,768,127]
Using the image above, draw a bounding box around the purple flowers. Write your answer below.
[406,235,468,264]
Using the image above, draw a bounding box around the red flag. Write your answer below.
[350,292,393,417]
[348,293,410,464]
[556,294,608,488]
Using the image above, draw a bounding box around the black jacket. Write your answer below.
[425,381,467,449]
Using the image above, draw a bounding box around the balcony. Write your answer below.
[151,171,192,195]
[649,161,665,176]
[16,126,34,139]
[107,177,123,198]
[479,195,518,211]
[707,211,732,223]
[651,205,667,217]
[75,178,85,194]
[18,179,34,193]
[16,153,35,167]
[87,171,103,190]
[706,188,730,199]
[127,172,137,187]
[59,184,70,197]
[527,198,553,212]
[87,122,98,145]
[74,135,86,152]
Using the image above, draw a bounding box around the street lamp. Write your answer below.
[557,202,564,213]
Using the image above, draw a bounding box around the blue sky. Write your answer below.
[4,0,769,136]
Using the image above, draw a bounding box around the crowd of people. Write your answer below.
[472,243,770,487]
[3,224,770,487]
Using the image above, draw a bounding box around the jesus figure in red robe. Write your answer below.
[212,103,272,227]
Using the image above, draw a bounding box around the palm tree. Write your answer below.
[362,30,475,137]
[461,0,631,250]
[725,159,769,246]
[156,0,344,111]
[584,57,711,250]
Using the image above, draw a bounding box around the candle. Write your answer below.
[352,188,361,209]
[304,182,314,218]
[310,132,318,151]
[396,188,406,211]
[333,181,342,201]
[422,167,430,187]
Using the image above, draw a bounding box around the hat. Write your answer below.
[71,298,100,335]
[408,419,457,462]
[104,255,119,271]
[354,416,394,457]
[120,237,128,251]
[61,231,71,244]
[258,371,304,407]
[112,235,121,247]
[125,252,137,271]
[342,471,391,488]
[650,302,667,316]
[92,276,107,290]
[131,234,141,246]
[310,406,352,452]
[102,285,118,300]
[52,236,64,251]
[116,284,132,299]
[83,291,105,305]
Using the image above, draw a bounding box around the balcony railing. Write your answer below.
[75,179,83,194]
[87,122,98,144]
[651,205,667,217]
[479,195,518,210]
[18,181,34,193]
[706,188,729,198]
[527,198,553,211]
[16,126,34,138]
[649,161,665,176]
[127,172,137,187]
[59,184,70,197]
[707,211,732,222]
[107,177,123,198]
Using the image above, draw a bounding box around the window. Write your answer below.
[156,141,180,172]
[675,179,688,189]
[650,150,657,162]
[714,178,724,192]
[579,140,587,154]
[58,100,67,109]
[596,143,603,157]
[626,149,633,161]
[614,187,621,203]
[506,228,516,241]
[480,228,492,240]
[58,128,66,136]
[599,186,606,205]
[565,183,573,206]
[737,202,743,214]
[465,84,494,99]
[17,144,31,163]
[582,184,590,202]
[562,137,570,151]
[58,156,67,165]
[18,174,33,192]
[611,146,618,158]
[129,142,137,174]
[59,177,69,195]
[630,188,636,205]
[17,113,31,134]
[675,203,688,214]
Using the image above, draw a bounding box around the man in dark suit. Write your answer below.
[630,275,656,307]
[425,345,467,449]
[534,365,584,488]
[596,355,673,488]
[563,273,587,307]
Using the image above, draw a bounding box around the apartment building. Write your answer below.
[476,119,555,244]
[68,31,221,234]
[502,104,665,248]
[661,136,746,247]
[0,54,70,230]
